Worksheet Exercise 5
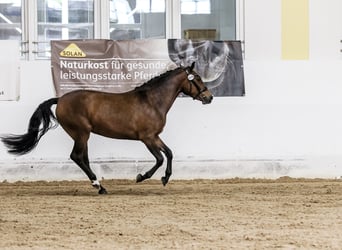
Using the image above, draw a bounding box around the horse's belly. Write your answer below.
[91,114,162,140]
[91,118,140,140]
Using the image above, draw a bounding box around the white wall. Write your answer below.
[310,0,342,60]
[1,0,342,181]
[244,0,281,60]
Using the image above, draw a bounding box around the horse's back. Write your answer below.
[57,90,104,117]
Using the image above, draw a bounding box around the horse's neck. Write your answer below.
[148,75,183,114]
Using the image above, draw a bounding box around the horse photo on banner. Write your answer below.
[51,39,245,97]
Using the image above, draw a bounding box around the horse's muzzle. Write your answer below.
[202,95,213,104]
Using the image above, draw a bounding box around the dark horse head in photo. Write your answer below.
[1,62,213,194]
[168,39,245,96]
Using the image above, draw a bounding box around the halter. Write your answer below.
[185,69,208,100]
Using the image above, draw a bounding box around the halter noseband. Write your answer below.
[185,69,208,100]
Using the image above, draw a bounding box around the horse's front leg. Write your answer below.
[136,143,164,183]
[161,145,173,186]
[136,138,173,186]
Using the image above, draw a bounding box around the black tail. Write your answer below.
[1,98,59,155]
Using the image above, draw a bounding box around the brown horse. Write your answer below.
[1,62,213,194]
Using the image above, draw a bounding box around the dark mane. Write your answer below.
[134,67,184,91]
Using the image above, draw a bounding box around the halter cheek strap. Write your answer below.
[185,70,208,99]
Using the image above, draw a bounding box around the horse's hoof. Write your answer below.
[136,174,144,183]
[161,177,168,186]
[98,188,108,195]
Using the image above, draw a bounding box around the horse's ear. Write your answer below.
[190,62,195,71]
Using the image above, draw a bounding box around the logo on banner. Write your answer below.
[60,43,86,58]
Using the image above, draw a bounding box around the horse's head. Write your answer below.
[181,62,213,104]
[168,40,229,90]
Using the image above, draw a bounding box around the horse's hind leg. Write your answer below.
[70,139,107,194]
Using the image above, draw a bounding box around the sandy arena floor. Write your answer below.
[0,178,341,249]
